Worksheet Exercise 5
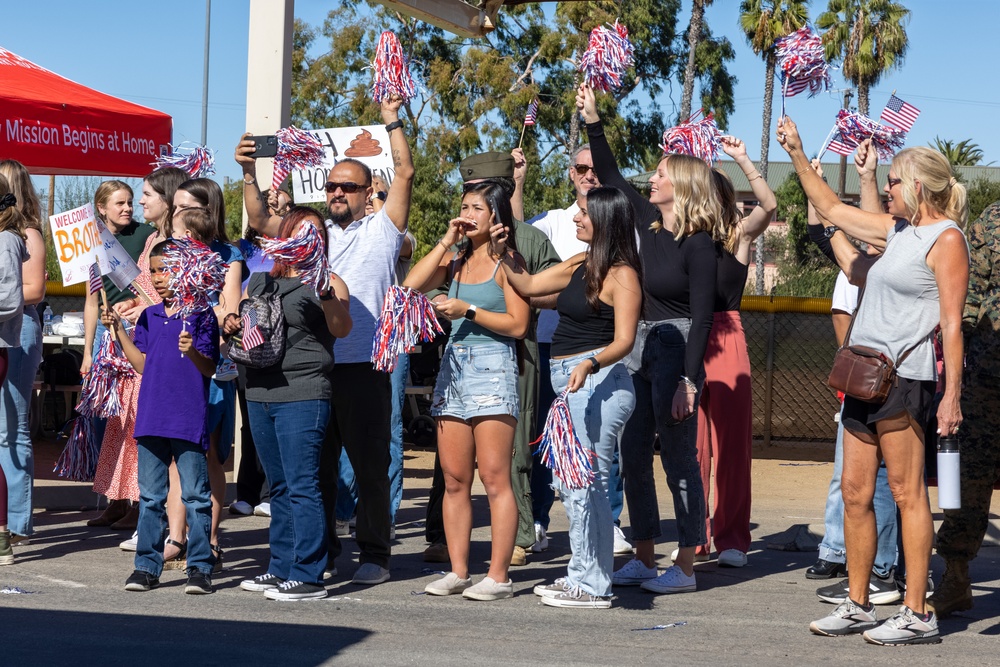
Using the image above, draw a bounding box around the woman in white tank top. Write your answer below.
[778,118,969,646]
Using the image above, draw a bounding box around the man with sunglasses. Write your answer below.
[318,95,415,587]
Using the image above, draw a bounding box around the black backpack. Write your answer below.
[223,279,290,369]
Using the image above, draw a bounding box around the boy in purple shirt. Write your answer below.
[103,240,220,595]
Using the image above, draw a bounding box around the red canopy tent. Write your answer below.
[0,47,172,177]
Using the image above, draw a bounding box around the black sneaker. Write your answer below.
[185,570,214,595]
[124,570,160,592]
[264,580,327,601]
[817,570,901,605]
[240,572,283,592]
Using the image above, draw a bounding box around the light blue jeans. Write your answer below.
[0,310,42,536]
[819,410,898,577]
[550,351,635,597]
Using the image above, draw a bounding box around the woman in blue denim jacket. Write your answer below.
[496,186,643,608]
[405,182,529,602]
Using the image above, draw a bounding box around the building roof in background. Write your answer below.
[626,160,1000,196]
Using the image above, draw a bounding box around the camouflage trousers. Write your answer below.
[935,374,1000,561]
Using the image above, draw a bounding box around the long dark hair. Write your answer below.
[172,178,228,243]
[584,186,644,314]
[459,181,516,264]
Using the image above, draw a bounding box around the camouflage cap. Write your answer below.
[459,151,514,182]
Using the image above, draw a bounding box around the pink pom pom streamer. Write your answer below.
[53,417,100,482]
[533,390,594,491]
[76,330,135,419]
[370,31,417,103]
[774,25,832,98]
[273,125,325,190]
[153,143,216,178]
[371,285,444,372]
[161,238,229,324]
[660,111,723,165]
[834,109,906,161]
[579,21,635,92]
[258,222,330,297]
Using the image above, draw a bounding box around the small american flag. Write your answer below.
[241,307,264,350]
[826,132,857,157]
[88,263,103,295]
[880,94,920,133]
[524,99,539,126]
[781,73,811,98]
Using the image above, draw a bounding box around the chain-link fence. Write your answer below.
[742,295,839,444]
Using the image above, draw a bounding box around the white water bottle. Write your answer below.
[936,434,961,510]
[43,305,54,335]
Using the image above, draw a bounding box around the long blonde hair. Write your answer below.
[0,173,28,240]
[892,147,968,227]
[0,160,41,232]
[651,154,721,241]
[712,168,742,253]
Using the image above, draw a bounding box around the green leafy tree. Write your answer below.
[771,174,837,296]
[967,178,1000,224]
[817,0,910,116]
[930,137,991,167]
[739,0,810,294]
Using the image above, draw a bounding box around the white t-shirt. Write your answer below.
[831,270,859,315]
[529,202,589,343]
[326,208,406,364]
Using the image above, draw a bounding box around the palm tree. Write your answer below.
[738,0,810,295]
[930,137,991,167]
[816,0,910,116]
[680,0,710,121]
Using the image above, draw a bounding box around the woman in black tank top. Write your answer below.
[691,138,777,568]
[494,186,643,607]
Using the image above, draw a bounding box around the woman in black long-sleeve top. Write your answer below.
[576,85,719,594]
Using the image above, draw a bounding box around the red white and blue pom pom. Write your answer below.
[272,125,325,190]
[834,109,906,161]
[258,222,330,297]
[774,25,832,99]
[161,238,228,324]
[54,417,100,482]
[371,285,444,372]
[533,390,594,491]
[370,30,417,103]
[660,110,723,165]
[579,21,635,92]
[76,330,134,419]
[153,143,216,178]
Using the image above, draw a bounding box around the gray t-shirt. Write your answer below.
[849,218,963,381]
[0,230,27,348]
[245,273,334,403]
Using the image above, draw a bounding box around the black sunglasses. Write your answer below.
[573,164,596,176]
[886,177,902,189]
[324,181,366,194]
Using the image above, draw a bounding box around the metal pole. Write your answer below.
[201,0,212,146]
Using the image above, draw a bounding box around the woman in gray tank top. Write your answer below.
[404,182,530,601]
[778,118,969,646]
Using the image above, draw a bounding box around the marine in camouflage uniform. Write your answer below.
[929,201,1000,617]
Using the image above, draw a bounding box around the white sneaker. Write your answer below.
[335,519,351,537]
[425,572,473,596]
[253,502,271,517]
[612,558,658,586]
[462,576,513,601]
[228,501,253,516]
[613,525,633,555]
[640,565,697,594]
[718,549,748,568]
[531,522,549,553]
[670,547,710,563]
[119,531,138,552]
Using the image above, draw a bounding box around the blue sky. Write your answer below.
[5,0,998,196]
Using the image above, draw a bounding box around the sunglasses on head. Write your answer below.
[324,181,366,194]
[573,164,596,176]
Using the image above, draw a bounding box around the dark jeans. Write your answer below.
[236,387,269,506]
[320,363,392,569]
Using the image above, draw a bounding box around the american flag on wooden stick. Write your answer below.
[826,132,857,157]
[241,307,264,350]
[88,263,103,295]
[524,99,539,126]
[880,94,920,133]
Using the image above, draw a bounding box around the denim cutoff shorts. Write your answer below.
[431,341,519,421]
